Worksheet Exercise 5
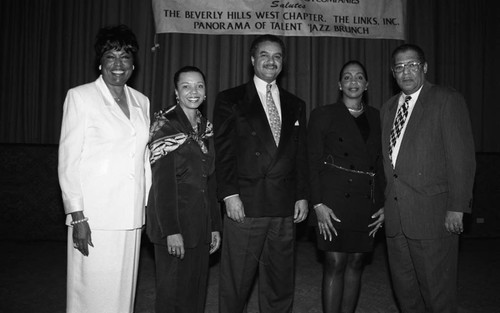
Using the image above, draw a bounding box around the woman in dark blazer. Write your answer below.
[308,60,385,313]
[146,66,221,313]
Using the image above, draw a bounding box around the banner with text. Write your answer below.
[152,0,405,40]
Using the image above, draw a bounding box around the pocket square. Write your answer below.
[294,120,300,126]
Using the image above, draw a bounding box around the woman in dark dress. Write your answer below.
[308,60,385,313]
[146,66,221,313]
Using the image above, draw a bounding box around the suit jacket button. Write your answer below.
[255,152,261,156]
[344,193,350,198]
[251,131,257,136]
[344,152,349,156]
[339,137,343,142]
[394,197,398,201]
[348,178,353,183]
[393,174,398,178]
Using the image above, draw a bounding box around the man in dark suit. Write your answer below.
[213,34,309,313]
[380,44,475,313]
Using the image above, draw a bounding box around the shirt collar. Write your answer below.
[253,75,276,93]
[401,85,423,104]
[96,75,138,108]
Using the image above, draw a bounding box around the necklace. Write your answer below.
[347,103,364,113]
[113,90,125,103]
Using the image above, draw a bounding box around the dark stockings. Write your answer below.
[322,251,366,313]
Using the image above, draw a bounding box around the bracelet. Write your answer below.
[70,217,88,226]
[313,203,323,209]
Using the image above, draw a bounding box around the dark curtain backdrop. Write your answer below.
[1,0,499,152]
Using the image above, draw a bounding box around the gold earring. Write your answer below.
[99,65,102,70]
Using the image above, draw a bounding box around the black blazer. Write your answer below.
[308,103,385,230]
[213,81,308,217]
[146,105,221,248]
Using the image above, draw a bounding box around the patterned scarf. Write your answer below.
[149,108,213,164]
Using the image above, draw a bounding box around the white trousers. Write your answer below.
[66,228,142,313]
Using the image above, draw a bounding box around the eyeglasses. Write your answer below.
[392,61,422,73]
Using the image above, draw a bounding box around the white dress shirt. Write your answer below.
[254,75,282,121]
[391,86,423,166]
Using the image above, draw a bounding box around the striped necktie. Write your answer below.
[389,95,411,162]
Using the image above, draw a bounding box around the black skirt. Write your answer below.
[315,227,374,253]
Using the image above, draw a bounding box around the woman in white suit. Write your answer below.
[58,24,151,313]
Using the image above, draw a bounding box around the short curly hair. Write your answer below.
[94,24,139,64]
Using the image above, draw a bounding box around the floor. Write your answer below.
[1,233,499,313]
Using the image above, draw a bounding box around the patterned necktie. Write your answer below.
[389,95,411,161]
[266,84,281,145]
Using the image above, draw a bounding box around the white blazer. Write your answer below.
[58,76,151,230]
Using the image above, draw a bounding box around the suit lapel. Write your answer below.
[383,97,399,161]
[126,86,148,130]
[173,105,193,134]
[277,89,294,143]
[263,87,301,172]
[398,98,423,159]
[241,83,278,156]
[334,103,381,164]
[395,82,432,169]
[96,76,134,127]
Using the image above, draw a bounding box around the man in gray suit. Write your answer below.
[380,44,475,313]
